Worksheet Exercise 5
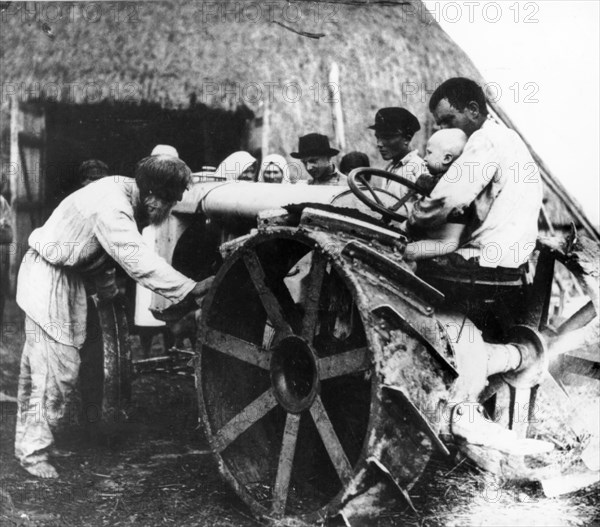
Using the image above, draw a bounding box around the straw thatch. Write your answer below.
[0,0,483,157]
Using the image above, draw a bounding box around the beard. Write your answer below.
[143,196,173,225]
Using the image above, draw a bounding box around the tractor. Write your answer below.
[87,168,599,524]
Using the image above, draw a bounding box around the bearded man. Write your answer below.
[14,155,211,478]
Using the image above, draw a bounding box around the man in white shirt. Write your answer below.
[15,155,212,479]
[409,78,543,339]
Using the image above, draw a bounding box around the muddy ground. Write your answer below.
[1,299,598,527]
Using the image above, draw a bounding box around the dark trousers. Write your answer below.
[417,254,528,342]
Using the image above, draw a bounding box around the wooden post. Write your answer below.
[261,98,270,158]
[328,62,345,151]
[9,94,21,296]
[489,101,599,243]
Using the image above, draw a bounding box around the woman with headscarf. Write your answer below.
[215,151,257,182]
[257,154,290,184]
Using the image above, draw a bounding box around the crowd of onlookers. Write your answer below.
[74,141,372,188]
[210,140,371,186]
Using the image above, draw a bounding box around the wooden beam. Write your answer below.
[329,62,346,151]
[9,94,21,296]
[261,97,270,158]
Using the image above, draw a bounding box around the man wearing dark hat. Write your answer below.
[291,133,346,186]
[369,107,426,200]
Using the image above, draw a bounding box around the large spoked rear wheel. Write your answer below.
[482,237,599,463]
[197,233,373,520]
[196,231,437,522]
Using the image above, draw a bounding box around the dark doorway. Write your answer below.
[43,100,253,207]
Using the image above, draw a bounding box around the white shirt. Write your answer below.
[17,177,195,346]
[384,150,428,216]
[377,150,428,219]
[383,150,428,199]
[409,119,543,268]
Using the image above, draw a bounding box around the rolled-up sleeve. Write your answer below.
[409,132,497,230]
[94,209,196,302]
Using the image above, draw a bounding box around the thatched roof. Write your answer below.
[2,0,594,234]
[0,0,483,156]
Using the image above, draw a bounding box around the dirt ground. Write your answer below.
[1,299,599,527]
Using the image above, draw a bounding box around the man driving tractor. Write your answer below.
[408,77,543,341]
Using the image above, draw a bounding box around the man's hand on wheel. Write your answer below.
[168,277,214,345]
[190,275,215,304]
[150,276,215,323]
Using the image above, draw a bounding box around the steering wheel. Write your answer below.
[347,167,431,223]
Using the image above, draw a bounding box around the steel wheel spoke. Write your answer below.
[525,248,555,330]
[309,396,353,485]
[548,300,598,359]
[213,388,278,452]
[301,251,328,341]
[549,323,599,359]
[479,375,506,405]
[203,327,270,370]
[551,354,600,381]
[243,251,293,335]
[272,412,301,517]
[556,301,596,335]
[319,347,369,380]
[509,386,536,438]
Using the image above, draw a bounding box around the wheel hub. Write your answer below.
[503,325,549,388]
[270,335,320,413]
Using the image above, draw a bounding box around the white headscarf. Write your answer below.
[151,144,179,157]
[257,154,291,183]
[215,151,257,181]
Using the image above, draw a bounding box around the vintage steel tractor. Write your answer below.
[89,170,599,524]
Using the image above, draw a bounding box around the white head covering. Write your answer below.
[257,154,291,183]
[151,144,179,157]
[215,151,257,181]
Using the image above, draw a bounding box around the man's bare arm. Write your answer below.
[404,223,465,261]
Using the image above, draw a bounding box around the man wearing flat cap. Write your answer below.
[291,133,347,186]
[370,107,427,201]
